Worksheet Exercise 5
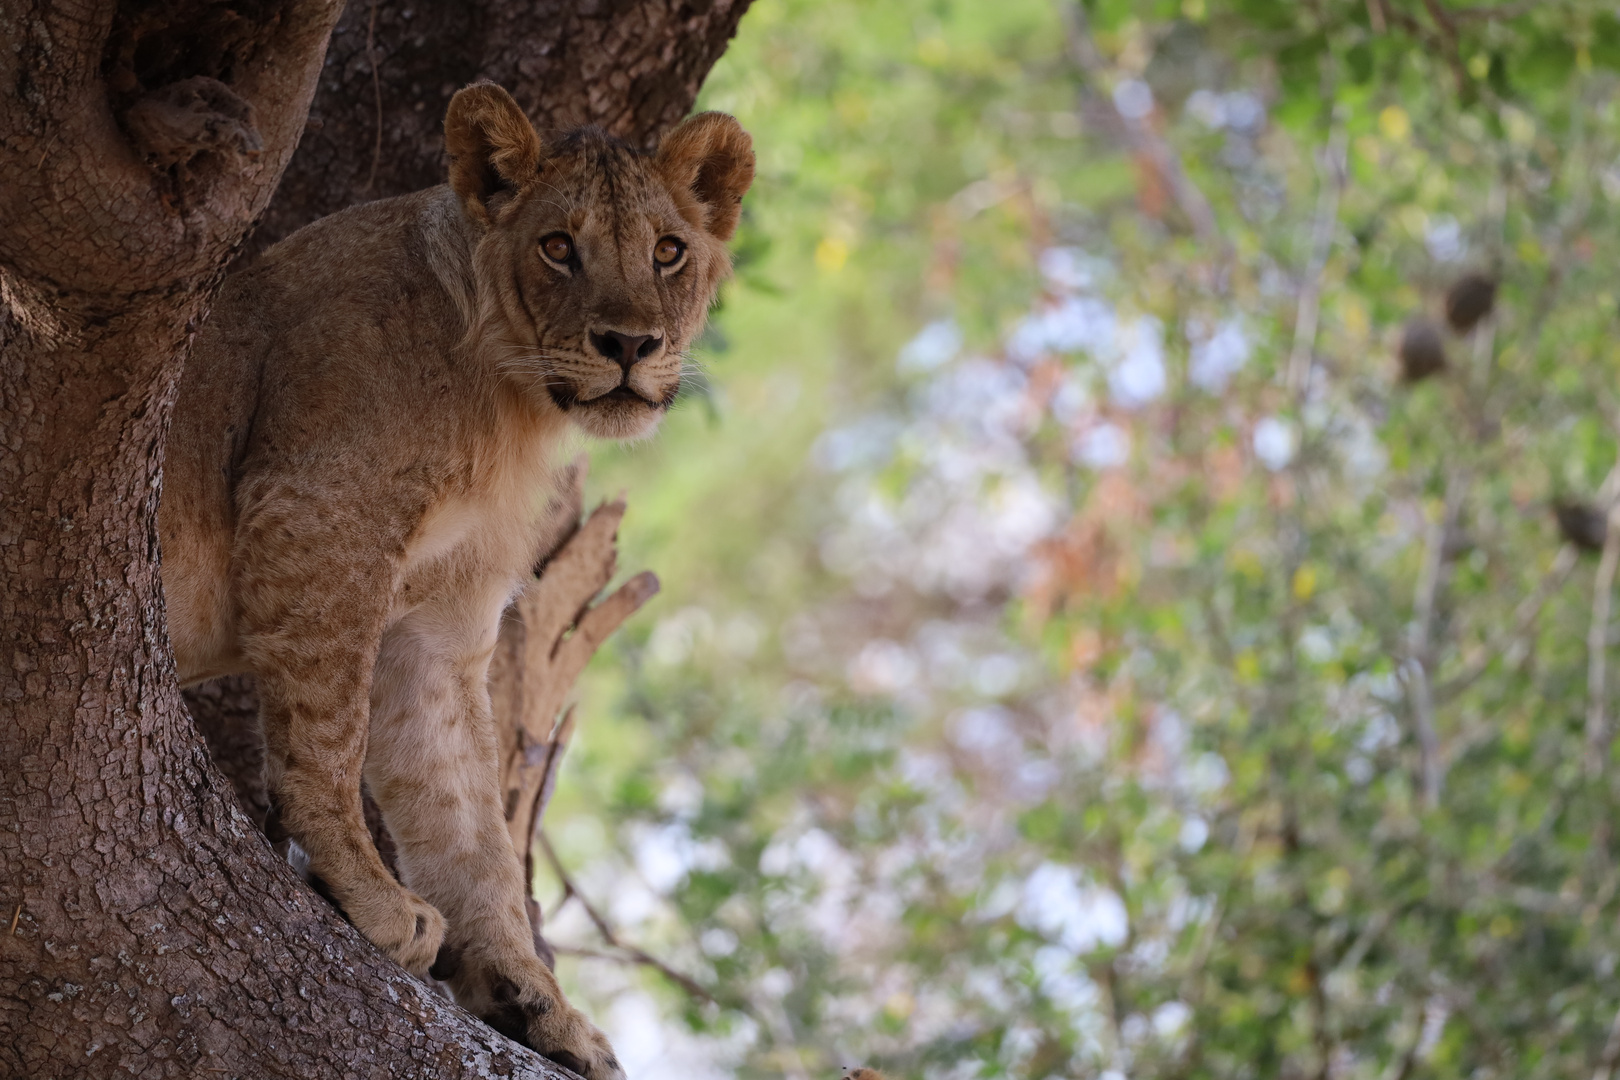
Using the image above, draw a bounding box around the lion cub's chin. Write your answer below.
[566,397,669,441]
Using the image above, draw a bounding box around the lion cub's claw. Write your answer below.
[532,1015,623,1080]
[482,977,624,1080]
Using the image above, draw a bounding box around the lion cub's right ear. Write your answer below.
[656,112,755,243]
[444,83,542,224]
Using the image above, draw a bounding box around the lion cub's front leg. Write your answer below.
[366,609,624,1080]
[256,667,447,972]
[234,502,447,974]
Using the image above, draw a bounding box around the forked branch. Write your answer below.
[488,456,660,958]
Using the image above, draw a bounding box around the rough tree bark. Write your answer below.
[0,1,749,1076]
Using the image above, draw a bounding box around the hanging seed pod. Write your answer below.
[1398,316,1447,382]
[1554,500,1609,552]
[1444,272,1497,334]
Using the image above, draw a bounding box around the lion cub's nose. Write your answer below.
[590,330,662,372]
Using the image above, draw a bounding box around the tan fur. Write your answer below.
[159,83,753,1077]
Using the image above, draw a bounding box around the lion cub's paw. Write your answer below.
[496,985,623,1080]
[348,885,447,975]
[511,990,625,1080]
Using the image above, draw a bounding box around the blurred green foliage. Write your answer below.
[543,2,1620,1077]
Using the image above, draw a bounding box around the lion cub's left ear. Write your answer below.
[444,82,542,224]
[656,113,755,243]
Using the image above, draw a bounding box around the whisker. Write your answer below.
[532,179,580,217]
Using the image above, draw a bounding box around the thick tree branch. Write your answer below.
[249,0,755,258]
[484,456,659,964]
[495,472,661,865]
[1,0,340,300]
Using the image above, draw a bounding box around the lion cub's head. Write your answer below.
[444,83,755,440]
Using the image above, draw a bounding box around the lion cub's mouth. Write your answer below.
[548,382,672,411]
[586,385,659,406]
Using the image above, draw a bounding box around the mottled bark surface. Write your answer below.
[184,677,271,828]
[0,0,750,1074]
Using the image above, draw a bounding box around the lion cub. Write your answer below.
[159,83,753,1077]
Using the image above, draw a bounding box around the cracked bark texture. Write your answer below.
[0,0,747,1076]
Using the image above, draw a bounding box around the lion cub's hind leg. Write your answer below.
[365,599,624,1080]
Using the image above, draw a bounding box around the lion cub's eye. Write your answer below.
[654,237,686,267]
[540,233,574,264]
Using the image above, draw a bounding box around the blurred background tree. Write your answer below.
[533,1,1620,1077]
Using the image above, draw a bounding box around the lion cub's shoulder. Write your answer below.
[242,185,478,336]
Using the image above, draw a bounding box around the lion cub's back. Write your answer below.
[161,188,475,684]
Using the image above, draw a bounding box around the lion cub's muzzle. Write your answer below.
[547,326,677,414]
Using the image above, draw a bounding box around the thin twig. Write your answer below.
[8,904,20,935]
[1435,544,1577,702]
[1379,997,1426,1080]
[1059,2,1227,253]
[1587,505,1620,776]
[1418,0,1473,95]
[1447,1,1537,19]
[1596,1003,1620,1080]
[539,833,622,944]
[1286,125,1348,395]
[1418,1,1459,45]
[1450,458,1620,712]
[1407,471,1469,808]
[34,132,57,170]
[537,831,722,1008]
[532,707,576,827]
[1332,909,1392,983]
[551,942,722,1008]
[363,0,384,195]
[550,943,682,968]
[520,706,575,910]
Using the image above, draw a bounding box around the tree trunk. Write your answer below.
[0,0,749,1075]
